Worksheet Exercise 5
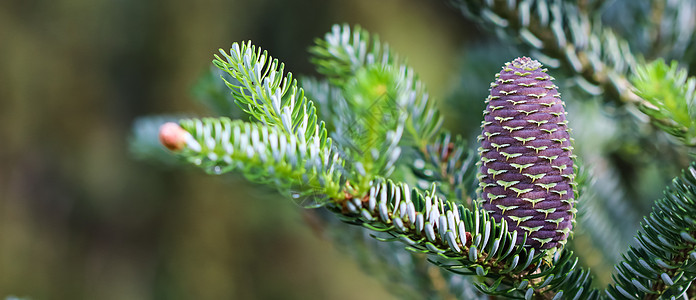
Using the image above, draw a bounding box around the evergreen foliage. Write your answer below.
[132,1,696,298]
[631,59,696,146]
[606,167,696,299]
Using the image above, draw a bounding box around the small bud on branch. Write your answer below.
[159,122,188,151]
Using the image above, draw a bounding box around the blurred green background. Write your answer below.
[0,0,479,298]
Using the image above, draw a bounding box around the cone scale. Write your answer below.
[478,57,576,250]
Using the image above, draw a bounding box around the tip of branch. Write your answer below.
[159,122,187,151]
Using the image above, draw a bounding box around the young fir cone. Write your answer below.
[477,57,576,251]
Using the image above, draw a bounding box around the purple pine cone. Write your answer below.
[477,57,576,250]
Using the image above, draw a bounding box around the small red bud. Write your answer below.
[159,122,188,151]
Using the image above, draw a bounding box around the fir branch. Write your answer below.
[309,24,394,87]
[330,64,407,188]
[631,58,696,146]
[166,113,596,298]
[161,114,598,299]
[213,41,323,143]
[308,208,487,299]
[162,81,595,300]
[166,118,345,202]
[162,36,603,300]
[309,24,443,149]
[606,163,696,299]
[304,25,447,195]
[299,76,395,193]
[170,119,598,298]
[131,11,696,299]
[449,0,638,103]
[446,0,696,148]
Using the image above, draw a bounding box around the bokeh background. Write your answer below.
[0,0,482,299]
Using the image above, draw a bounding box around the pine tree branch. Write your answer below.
[447,0,696,147]
[606,163,696,299]
[162,118,344,203]
[631,59,696,146]
[161,113,599,299]
[303,208,487,299]
[310,24,443,150]
[129,7,696,298]
[213,41,324,143]
[329,180,598,300]
[161,55,598,298]
[152,28,604,300]
[449,0,638,102]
